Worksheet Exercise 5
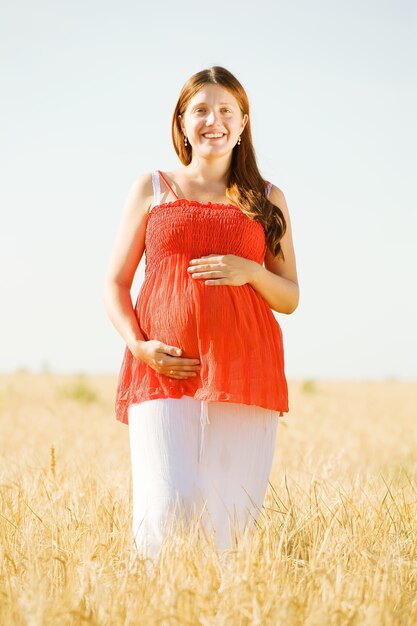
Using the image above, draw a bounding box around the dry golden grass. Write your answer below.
[1,372,416,625]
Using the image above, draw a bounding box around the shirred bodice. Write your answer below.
[144,198,267,274]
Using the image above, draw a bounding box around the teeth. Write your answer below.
[204,133,224,138]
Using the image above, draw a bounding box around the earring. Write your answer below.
[237,135,241,145]
[184,135,188,147]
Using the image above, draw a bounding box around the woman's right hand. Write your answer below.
[132,339,201,379]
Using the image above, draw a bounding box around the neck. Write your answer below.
[185,153,232,185]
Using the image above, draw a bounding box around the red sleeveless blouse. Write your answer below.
[115,173,289,425]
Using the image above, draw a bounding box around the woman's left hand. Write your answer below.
[187,254,262,287]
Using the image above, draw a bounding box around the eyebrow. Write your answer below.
[191,101,234,107]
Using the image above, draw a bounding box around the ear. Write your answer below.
[178,114,185,134]
[240,113,249,133]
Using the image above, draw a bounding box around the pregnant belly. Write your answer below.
[135,272,200,358]
[135,263,282,363]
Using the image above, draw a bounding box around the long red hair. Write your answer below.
[171,66,287,260]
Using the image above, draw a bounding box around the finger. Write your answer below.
[164,365,201,372]
[173,366,201,372]
[189,255,223,264]
[158,344,183,357]
[190,270,224,278]
[165,371,198,379]
[188,262,222,272]
[165,357,201,365]
[204,279,226,285]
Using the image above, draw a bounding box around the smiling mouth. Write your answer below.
[202,133,226,139]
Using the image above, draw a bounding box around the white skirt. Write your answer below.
[128,395,279,558]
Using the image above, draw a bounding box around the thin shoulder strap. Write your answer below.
[157,170,180,200]
[264,180,273,199]
[151,171,161,207]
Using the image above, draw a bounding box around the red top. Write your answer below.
[115,172,289,425]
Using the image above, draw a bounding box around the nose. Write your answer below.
[205,110,219,126]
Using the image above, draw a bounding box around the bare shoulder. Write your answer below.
[264,183,298,286]
[124,171,154,217]
[104,172,154,288]
[267,184,291,221]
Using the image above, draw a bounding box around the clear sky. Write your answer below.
[1,0,416,380]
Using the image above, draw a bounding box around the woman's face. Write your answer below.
[179,84,248,156]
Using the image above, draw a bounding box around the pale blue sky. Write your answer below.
[1,0,416,379]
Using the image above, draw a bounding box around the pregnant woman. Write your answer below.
[103,65,299,559]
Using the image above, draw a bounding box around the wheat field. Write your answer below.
[1,372,416,625]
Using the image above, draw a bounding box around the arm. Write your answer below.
[248,184,299,314]
[102,172,154,352]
